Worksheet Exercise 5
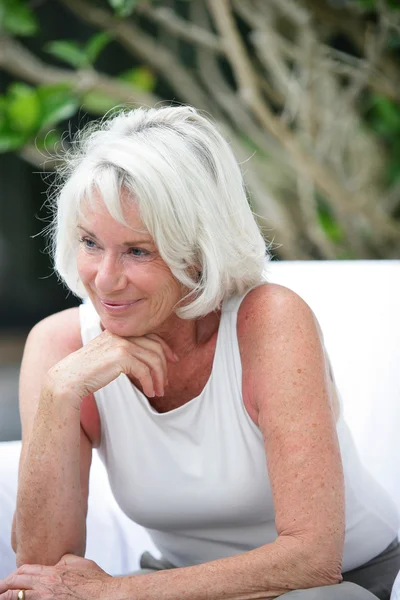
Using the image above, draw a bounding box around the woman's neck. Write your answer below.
[154,309,221,358]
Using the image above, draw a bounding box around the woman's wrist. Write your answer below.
[103,576,131,600]
[41,371,84,411]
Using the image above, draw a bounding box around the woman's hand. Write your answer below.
[45,330,179,407]
[0,555,118,600]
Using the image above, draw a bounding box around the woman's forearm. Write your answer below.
[15,386,85,566]
[117,536,342,600]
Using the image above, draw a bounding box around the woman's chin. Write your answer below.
[99,316,149,337]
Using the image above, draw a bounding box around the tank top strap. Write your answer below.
[222,293,248,316]
[216,290,253,401]
[221,283,265,316]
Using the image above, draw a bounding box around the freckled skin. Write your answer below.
[11,190,345,597]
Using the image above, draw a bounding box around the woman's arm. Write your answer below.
[13,308,177,567]
[239,283,345,585]
[13,308,92,566]
[115,284,344,599]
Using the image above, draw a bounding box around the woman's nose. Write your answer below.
[94,254,127,294]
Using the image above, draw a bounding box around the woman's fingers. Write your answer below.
[125,334,179,396]
[0,558,108,600]
[116,343,164,396]
[45,328,179,401]
[0,565,39,593]
[129,337,168,390]
[127,356,157,398]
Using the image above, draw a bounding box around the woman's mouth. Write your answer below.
[100,299,142,313]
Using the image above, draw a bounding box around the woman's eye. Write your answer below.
[128,247,150,258]
[79,237,97,249]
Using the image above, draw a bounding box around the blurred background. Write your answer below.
[0,0,399,439]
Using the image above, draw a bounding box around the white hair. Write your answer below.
[51,105,268,319]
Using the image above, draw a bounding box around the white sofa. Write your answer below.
[0,260,399,578]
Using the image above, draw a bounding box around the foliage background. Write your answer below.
[0,0,399,329]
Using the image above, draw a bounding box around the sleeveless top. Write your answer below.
[79,292,399,573]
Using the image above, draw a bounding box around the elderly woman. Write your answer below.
[1,106,399,600]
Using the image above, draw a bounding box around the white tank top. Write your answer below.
[79,293,399,572]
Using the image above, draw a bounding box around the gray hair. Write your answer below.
[51,105,268,318]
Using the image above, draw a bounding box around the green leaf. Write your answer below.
[37,84,79,128]
[85,32,112,65]
[45,40,87,68]
[1,0,39,36]
[386,139,400,185]
[119,67,156,91]
[0,125,28,152]
[356,0,376,9]
[6,83,41,133]
[371,94,400,132]
[108,0,138,17]
[0,96,7,123]
[0,98,6,112]
[81,91,121,115]
[317,200,344,244]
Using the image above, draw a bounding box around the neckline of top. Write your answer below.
[123,299,230,418]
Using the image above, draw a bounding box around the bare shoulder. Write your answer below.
[21,306,101,448]
[20,307,83,434]
[26,306,82,359]
[237,282,318,342]
[237,283,323,423]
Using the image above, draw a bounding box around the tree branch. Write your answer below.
[301,0,400,102]
[191,1,303,258]
[208,0,400,253]
[207,2,362,249]
[60,0,214,112]
[0,34,159,107]
[207,0,261,106]
[135,4,224,53]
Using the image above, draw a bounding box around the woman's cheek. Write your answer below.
[77,252,95,286]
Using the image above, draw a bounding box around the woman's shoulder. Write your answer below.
[236,284,318,424]
[237,282,314,336]
[27,307,82,357]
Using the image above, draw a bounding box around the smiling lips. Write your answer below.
[100,299,142,313]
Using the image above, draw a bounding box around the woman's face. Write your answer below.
[76,192,185,337]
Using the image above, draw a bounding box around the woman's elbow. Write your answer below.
[14,532,86,568]
[275,533,343,589]
[311,558,343,587]
[306,543,343,587]
[15,544,86,568]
